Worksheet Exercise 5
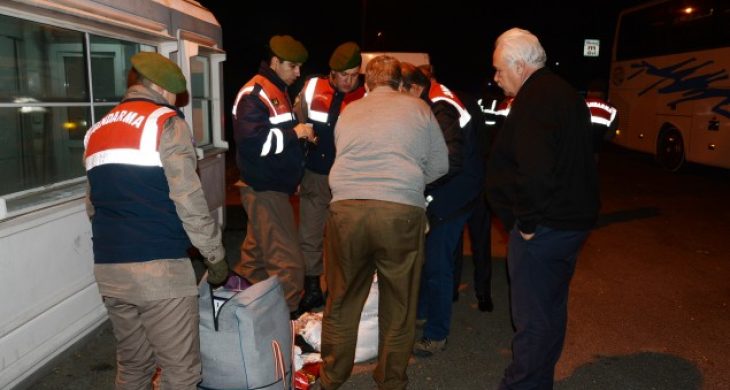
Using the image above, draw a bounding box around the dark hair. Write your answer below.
[417,64,434,79]
[400,62,429,92]
[264,45,278,65]
[127,67,142,87]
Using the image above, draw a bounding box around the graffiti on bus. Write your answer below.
[628,57,730,118]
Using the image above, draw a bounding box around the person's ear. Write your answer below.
[514,60,525,76]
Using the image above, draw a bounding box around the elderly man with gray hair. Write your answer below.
[317,55,448,390]
[486,28,600,389]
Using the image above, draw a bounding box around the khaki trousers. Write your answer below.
[298,169,331,276]
[320,200,427,390]
[104,295,200,390]
[235,185,305,310]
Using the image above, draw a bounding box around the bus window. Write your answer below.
[616,0,721,61]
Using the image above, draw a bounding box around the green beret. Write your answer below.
[269,35,308,63]
[130,52,187,94]
[329,42,362,71]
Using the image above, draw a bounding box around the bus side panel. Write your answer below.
[610,43,730,168]
[608,88,633,149]
[689,109,730,168]
[0,202,106,389]
[610,76,659,154]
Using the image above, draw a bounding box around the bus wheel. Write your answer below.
[656,127,685,172]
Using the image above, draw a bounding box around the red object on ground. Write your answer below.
[294,362,321,390]
[294,370,314,390]
[302,362,320,377]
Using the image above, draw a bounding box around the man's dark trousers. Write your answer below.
[418,211,472,341]
[453,195,492,299]
[500,225,589,390]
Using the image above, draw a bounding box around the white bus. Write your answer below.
[608,0,730,171]
[0,1,228,387]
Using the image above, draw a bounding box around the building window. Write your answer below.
[89,34,141,103]
[190,55,211,146]
[0,14,150,198]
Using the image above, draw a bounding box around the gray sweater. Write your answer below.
[329,87,448,209]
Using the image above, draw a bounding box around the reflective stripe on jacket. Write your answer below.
[302,76,365,125]
[300,76,365,173]
[232,66,305,193]
[233,74,297,156]
[84,99,190,263]
[586,97,617,127]
[428,82,471,127]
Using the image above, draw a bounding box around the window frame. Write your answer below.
[0,12,171,220]
[175,30,228,159]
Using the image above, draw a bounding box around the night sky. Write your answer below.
[198,0,648,116]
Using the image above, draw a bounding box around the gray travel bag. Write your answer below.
[198,274,293,390]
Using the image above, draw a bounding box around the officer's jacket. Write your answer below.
[232,65,304,193]
[428,82,472,128]
[424,81,484,223]
[84,98,190,263]
[300,75,365,174]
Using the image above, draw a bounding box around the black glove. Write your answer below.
[205,257,229,285]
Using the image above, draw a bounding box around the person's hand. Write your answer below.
[294,123,315,142]
[519,231,535,241]
[205,257,229,285]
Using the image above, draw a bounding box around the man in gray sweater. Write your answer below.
[317,55,448,390]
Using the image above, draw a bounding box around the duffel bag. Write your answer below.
[199,274,293,390]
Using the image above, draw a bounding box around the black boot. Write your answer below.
[477,294,494,312]
[298,275,325,313]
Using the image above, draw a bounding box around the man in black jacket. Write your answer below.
[486,28,600,389]
[400,63,485,357]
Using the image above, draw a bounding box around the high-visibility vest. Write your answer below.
[84,99,190,263]
[428,82,471,128]
[586,97,617,128]
[302,76,365,125]
[84,99,178,169]
[232,74,297,156]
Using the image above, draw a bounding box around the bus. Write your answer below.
[0,1,228,387]
[608,0,730,171]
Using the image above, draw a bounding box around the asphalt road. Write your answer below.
[25,144,730,389]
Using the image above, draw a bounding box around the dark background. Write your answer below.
[197,0,648,134]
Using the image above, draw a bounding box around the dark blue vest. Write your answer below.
[85,99,190,263]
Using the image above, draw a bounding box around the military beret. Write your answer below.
[130,52,187,94]
[269,35,308,63]
[329,42,362,72]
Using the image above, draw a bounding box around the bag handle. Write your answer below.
[288,321,295,389]
[208,281,221,331]
[272,340,287,390]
